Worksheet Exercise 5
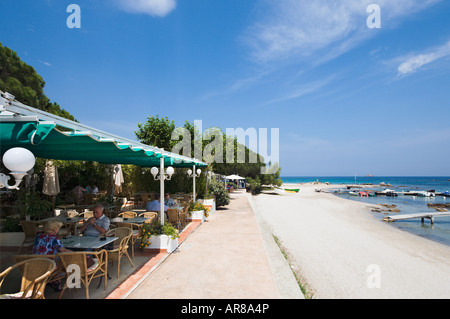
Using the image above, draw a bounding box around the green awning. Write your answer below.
[0,93,207,168]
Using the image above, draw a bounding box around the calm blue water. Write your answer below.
[281,176,450,246]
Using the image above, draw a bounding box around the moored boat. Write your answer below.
[415,191,435,197]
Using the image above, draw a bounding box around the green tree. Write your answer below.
[0,42,76,121]
[135,115,176,150]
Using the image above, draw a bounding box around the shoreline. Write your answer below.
[253,183,450,298]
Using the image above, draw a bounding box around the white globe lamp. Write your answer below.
[0,147,36,190]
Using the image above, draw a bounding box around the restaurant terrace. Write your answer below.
[0,90,215,299]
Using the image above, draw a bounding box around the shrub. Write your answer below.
[139,221,179,249]
[246,177,262,195]
[208,179,230,207]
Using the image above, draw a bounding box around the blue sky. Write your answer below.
[1,0,450,176]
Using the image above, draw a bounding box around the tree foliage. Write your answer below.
[0,42,76,121]
[134,116,283,187]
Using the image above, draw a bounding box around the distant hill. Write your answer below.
[0,42,77,121]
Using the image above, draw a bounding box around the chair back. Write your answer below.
[107,227,132,248]
[167,209,180,226]
[19,258,56,293]
[57,250,107,299]
[138,212,157,218]
[20,221,38,240]
[58,252,90,276]
[139,212,158,224]
[0,258,56,299]
[13,254,64,282]
[118,211,137,219]
[116,222,139,231]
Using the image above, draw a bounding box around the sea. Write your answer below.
[281,176,450,247]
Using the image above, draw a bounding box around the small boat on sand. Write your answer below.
[285,188,299,193]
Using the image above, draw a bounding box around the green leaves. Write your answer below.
[0,42,76,121]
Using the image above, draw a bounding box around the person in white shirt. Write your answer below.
[79,205,110,237]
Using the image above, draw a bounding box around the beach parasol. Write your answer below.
[113,164,124,194]
[42,160,60,212]
[226,174,246,180]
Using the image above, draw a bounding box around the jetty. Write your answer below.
[383,212,450,224]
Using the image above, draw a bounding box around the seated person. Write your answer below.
[146,193,168,212]
[164,193,176,207]
[33,221,72,255]
[79,204,110,237]
[33,221,72,292]
[72,185,86,203]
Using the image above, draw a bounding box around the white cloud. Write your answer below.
[397,40,450,76]
[116,0,176,17]
[265,76,334,105]
[245,0,440,65]
[38,60,52,67]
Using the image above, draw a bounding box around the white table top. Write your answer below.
[110,217,149,224]
[61,235,118,250]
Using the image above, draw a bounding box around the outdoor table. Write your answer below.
[38,216,85,224]
[110,217,149,224]
[61,235,118,250]
[38,216,86,235]
[56,204,94,212]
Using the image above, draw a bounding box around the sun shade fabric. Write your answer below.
[0,120,56,146]
[0,119,205,168]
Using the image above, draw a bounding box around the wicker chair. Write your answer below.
[0,258,56,299]
[138,212,158,224]
[19,221,39,253]
[118,211,137,219]
[105,227,134,278]
[167,209,182,231]
[13,254,66,284]
[57,250,108,299]
[116,222,140,258]
[179,207,189,230]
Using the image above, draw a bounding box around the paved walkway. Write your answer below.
[124,189,304,299]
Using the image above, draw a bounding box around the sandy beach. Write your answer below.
[252,183,450,299]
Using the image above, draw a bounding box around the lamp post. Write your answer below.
[150,158,174,225]
[187,165,201,203]
[0,147,36,190]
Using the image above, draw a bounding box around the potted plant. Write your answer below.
[199,194,215,215]
[18,191,52,220]
[139,222,180,253]
[188,201,209,222]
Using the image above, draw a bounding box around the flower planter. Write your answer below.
[202,199,216,215]
[144,234,179,253]
[188,210,206,223]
